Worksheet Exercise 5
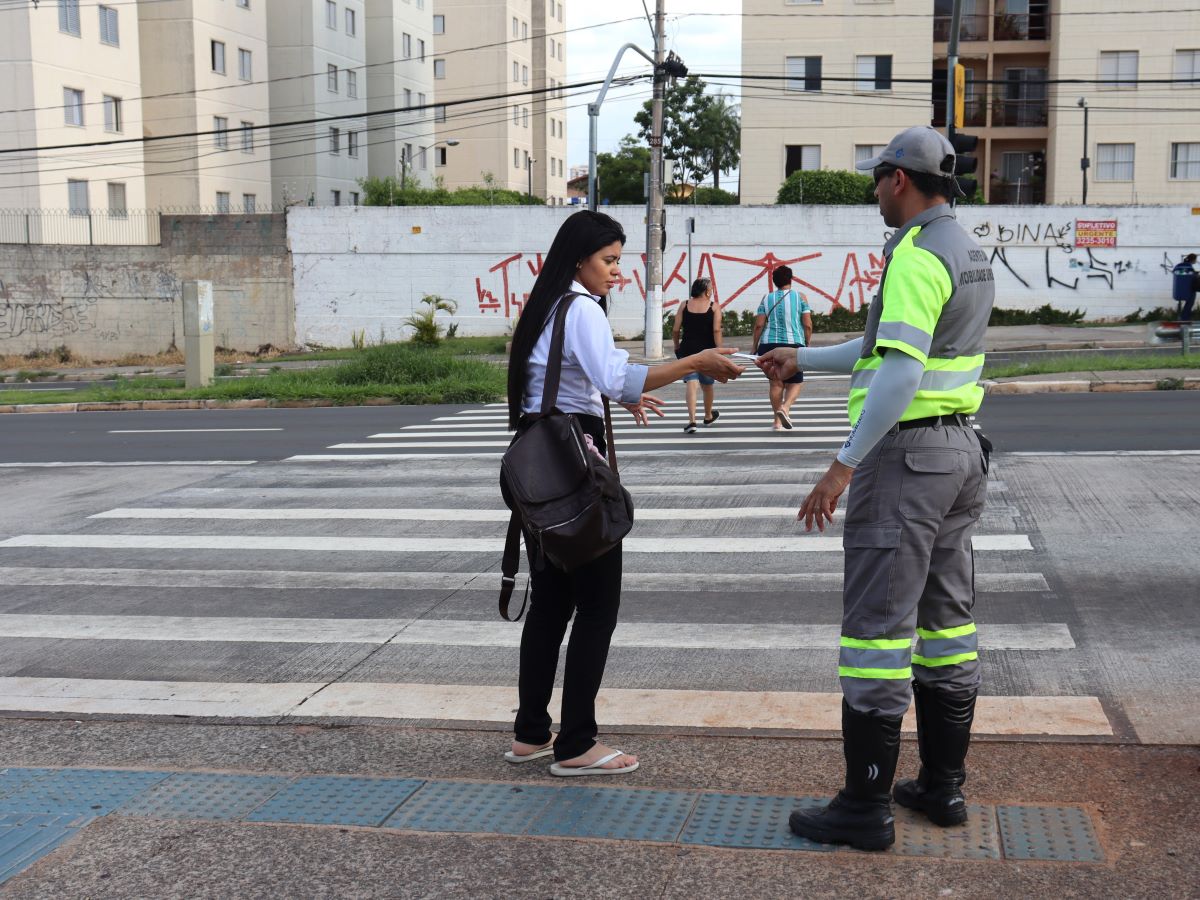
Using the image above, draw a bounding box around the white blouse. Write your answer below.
[521,281,648,418]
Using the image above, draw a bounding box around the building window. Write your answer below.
[418,146,428,170]
[1171,142,1200,179]
[514,148,520,169]
[434,59,445,79]
[433,15,444,34]
[435,105,447,123]
[403,33,412,58]
[522,21,528,41]
[103,95,122,132]
[329,127,340,155]
[513,105,520,125]
[855,55,892,92]
[332,190,341,206]
[404,88,412,108]
[216,191,231,214]
[63,88,84,126]
[107,182,126,217]
[237,0,250,7]
[238,48,252,81]
[348,131,359,157]
[243,193,256,213]
[855,144,886,166]
[1095,143,1134,181]
[522,107,529,127]
[785,56,822,92]
[214,116,229,149]
[68,179,89,215]
[418,39,425,62]
[522,65,528,85]
[98,5,119,46]
[351,191,360,205]
[1099,51,1138,90]
[346,8,356,35]
[241,121,254,153]
[347,69,357,98]
[512,16,519,37]
[513,61,519,82]
[326,1,337,29]
[327,64,338,92]
[59,0,80,36]
[435,147,447,166]
[212,40,226,74]
[404,143,414,170]
[1175,49,1200,86]
[558,2,563,22]
[785,145,821,176]
[417,92,425,108]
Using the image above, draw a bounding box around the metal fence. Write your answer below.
[0,206,291,246]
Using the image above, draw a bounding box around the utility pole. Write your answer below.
[945,0,963,206]
[644,0,666,359]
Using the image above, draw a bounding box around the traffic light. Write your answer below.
[950,132,979,200]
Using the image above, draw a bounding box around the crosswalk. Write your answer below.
[0,399,1113,739]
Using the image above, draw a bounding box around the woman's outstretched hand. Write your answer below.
[694,347,745,383]
[621,393,667,426]
[756,347,800,382]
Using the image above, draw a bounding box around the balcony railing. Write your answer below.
[933,96,988,129]
[994,12,1050,41]
[933,14,991,42]
[991,96,1048,128]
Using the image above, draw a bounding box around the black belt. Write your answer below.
[897,413,970,430]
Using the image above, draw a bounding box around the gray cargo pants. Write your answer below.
[839,421,988,719]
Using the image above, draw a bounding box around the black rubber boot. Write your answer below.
[789,701,902,851]
[893,682,976,827]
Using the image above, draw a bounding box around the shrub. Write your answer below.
[988,304,1085,326]
[667,187,739,206]
[404,295,458,346]
[777,170,875,205]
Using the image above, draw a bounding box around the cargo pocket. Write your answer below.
[899,450,964,520]
[842,525,902,635]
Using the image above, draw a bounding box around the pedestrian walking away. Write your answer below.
[503,210,743,776]
[758,125,996,850]
[672,277,724,433]
[752,266,812,431]
[1171,252,1198,322]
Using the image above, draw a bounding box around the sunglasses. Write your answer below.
[872,165,900,186]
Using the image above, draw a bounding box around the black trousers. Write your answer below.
[508,411,623,761]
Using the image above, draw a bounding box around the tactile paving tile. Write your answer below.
[0,769,169,816]
[116,773,292,821]
[245,776,424,827]
[383,781,558,835]
[680,794,836,852]
[893,804,1001,859]
[527,786,697,842]
[996,805,1104,862]
[0,770,51,801]
[0,813,95,885]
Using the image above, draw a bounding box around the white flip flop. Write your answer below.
[549,750,639,777]
[503,743,555,764]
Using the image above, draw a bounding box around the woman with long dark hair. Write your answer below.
[504,210,742,776]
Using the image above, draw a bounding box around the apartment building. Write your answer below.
[138,0,272,211]
[742,1,1200,206]
[432,0,568,202]
[364,0,437,189]
[0,0,149,224]
[268,0,368,207]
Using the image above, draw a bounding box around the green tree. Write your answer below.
[634,76,714,187]
[594,135,651,205]
[693,94,740,192]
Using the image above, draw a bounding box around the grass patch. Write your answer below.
[985,353,1200,379]
[0,344,506,406]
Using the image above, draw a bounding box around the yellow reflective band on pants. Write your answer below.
[838,635,912,681]
[913,623,979,668]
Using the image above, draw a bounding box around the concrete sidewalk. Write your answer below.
[0,720,1193,898]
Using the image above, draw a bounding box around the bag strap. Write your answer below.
[499,512,529,621]
[603,397,619,475]
[539,292,580,415]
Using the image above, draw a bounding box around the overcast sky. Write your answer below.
[565,2,742,190]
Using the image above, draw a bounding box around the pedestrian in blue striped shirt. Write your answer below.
[752,266,813,431]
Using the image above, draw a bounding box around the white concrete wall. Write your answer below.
[289,204,1200,347]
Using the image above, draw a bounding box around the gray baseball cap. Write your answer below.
[855,125,963,195]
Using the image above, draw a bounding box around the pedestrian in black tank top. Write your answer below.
[671,278,723,433]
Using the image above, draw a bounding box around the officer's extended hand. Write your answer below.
[799,459,855,532]
[756,348,800,382]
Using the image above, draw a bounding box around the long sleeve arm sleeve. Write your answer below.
[835,350,924,467]
[795,337,865,374]
[566,300,648,404]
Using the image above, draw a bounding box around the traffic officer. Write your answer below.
[758,125,995,851]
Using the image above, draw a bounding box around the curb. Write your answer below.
[0,398,382,414]
[984,377,1200,395]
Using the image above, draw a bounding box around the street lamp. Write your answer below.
[1077,97,1089,205]
[422,138,459,178]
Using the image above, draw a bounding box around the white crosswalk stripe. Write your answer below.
[0,402,1108,737]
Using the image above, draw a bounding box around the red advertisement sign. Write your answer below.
[1075,219,1118,248]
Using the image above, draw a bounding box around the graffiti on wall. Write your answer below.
[0,297,98,339]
